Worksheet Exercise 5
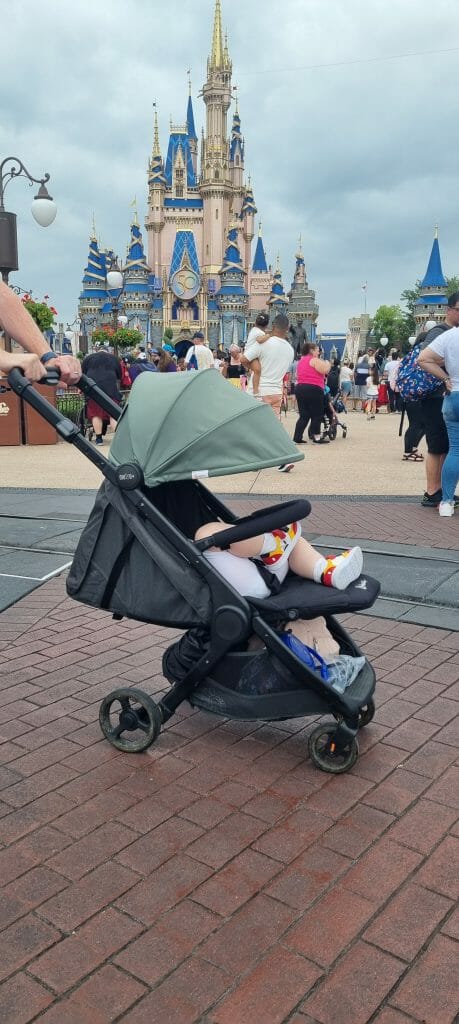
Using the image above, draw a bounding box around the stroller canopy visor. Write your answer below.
[109,370,304,486]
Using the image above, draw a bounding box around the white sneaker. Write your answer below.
[277,463,294,472]
[439,501,454,517]
[321,547,364,590]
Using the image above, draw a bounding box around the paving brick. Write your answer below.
[425,765,459,808]
[400,740,458,779]
[341,838,422,903]
[38,861,137,931]
[46,820,137,880]
[114,899,219,986]
[364,881,452,960]
[60,964,147,1020]
[252,808,335,863]
[300,774,374,819]
[210,780,258,807]
[383,717,440,752]
[56,760,135,805]
[0,792,75,844]
[435,715,459,746]
[265,843,351,911]
[0,913,60,982]
[115,854,213,925]
[193,848,281,917]
[210,947,321,1024]
[362,768,430,815]
[122,955,229,1024]
[199,893,296,974]
[286,884,375,968]
[322,803,395,858]
[387,797,458,853]
[351,743,407,783]
[414,835,459,899]
[303,940,405,1024]
[375,697,421,727]
[115,816,202,874]
[1,765,78,808]
[441,905,459,940]
[186,811,266,869]
[1,866,68,927]
[52,784,139,839]
[179,796,232,828]
[0,971,53,1023]
[371,1009,419,1024]
[390,934,459,1024]
[30,907,144,993]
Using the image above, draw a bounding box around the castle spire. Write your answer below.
[153,108,161,158]
[421,227,446,289]
[252,221,268,273]
[210,0,225,68]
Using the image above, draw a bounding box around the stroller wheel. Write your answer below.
[308,724,358,774]
[358,699,375,727]
[342,428,347,439]
[99,687,162,752]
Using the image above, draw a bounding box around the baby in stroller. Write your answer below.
[195,519,362,599]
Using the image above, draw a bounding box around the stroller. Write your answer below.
[9,368,380,774]
[321,388,347,442]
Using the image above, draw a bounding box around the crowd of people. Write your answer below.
[1,279,458,516]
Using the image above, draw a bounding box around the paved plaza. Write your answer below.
[0,414,458,1022]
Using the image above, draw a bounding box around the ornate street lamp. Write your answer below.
[408,335,416,347]
[106,256,124,331]
[380,335,389,348]
[0,156,57,351]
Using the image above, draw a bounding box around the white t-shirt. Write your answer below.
[385,359,400,386]
[185,344,215,371]
[340,366,353,384]
[366,375,378,396]
[244,334,294,396]
[245,326,266,347]
[428,327,459,392]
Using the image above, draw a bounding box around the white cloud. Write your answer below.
[1,0,458,329]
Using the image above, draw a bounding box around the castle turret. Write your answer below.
[287,238,319,342]
[268,257,288,314]
[415,227,448,329]
[122,214,151,337]
[229,100,244,195]
[241,178,256,288]
[249,221,271,317]
[145,109,166,276]
[186,79,198,178]
[201,0,233,274]
[78,232,109,341]
[217,220,248,345]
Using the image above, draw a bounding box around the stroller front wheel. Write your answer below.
[99,687,162,752]
[358,699,375,727]
[308,723,359,773]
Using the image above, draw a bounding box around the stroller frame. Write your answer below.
[8,368,378,773]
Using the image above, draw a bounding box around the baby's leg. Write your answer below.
[195,521,264,558]
[289,538,363,591]
[250,359,261,395]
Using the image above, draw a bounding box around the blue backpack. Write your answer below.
[397,327,447,402]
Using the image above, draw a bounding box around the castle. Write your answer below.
[78,0,319,350]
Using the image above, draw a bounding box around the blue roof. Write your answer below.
[125,223,148,274]
[165,132,196,187]
[82,237,107,285]
[164,197,203,209]
[169,230,200,277]
[415,294,447,306]
[421,237,447,288]
[230,111,244,163]
[252,234,268,273]
[186,94,197,140]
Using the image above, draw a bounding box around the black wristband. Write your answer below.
[40,351,55,365]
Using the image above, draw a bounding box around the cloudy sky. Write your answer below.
[1,0,458,331]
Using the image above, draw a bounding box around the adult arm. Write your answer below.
[0,281,81,384]
[243,340,262,364]
[310,356,331,374]
[417,346,452,391]
[0,349,47,381]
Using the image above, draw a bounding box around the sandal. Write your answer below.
[403,450,424,462]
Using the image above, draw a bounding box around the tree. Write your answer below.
[371,305,407,348]
[446,276,459,297]
[163,327,174,344]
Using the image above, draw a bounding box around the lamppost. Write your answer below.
[106,257,124,347]
[0,157,57,352]
[380,335,389,350]
[408,335,416,347]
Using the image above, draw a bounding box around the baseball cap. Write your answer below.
[424,320,437,331]
[192,331,204,340]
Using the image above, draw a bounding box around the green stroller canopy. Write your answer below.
[109,369,304,486]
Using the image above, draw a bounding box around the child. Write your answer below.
[365,364,379,419]
[195,520,363,600]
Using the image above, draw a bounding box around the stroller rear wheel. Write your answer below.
[308,723,358,773]
[358,699,375,727]
[99,687,162,752]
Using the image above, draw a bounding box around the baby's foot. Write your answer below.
[321,547,363,590]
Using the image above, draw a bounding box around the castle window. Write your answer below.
[215,170,219,180]
[236,156,239,166]
[216,209,219,220]
[176,187,183,197]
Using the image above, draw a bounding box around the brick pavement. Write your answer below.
[0,578,458,1022]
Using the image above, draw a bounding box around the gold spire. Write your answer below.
[153,108,160,158]
[210,0,224,67]
[130,197,139,226]
[434,223,439,239]
[187,68,192,94]
[276,253,281,272]
[91,212,97,239]
[258,220,262,237]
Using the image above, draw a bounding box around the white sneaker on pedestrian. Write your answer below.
[439,501,454,517]
[277,463,294,473]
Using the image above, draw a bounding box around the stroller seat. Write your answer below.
[249,571,379,621]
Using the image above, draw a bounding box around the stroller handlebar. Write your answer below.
[7,368,123,423]
[195,498,311,552]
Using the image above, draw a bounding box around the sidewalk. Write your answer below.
[0,581,457,1023]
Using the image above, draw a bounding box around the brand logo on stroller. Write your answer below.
[0,402,9,416]
[354,578,367,590]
